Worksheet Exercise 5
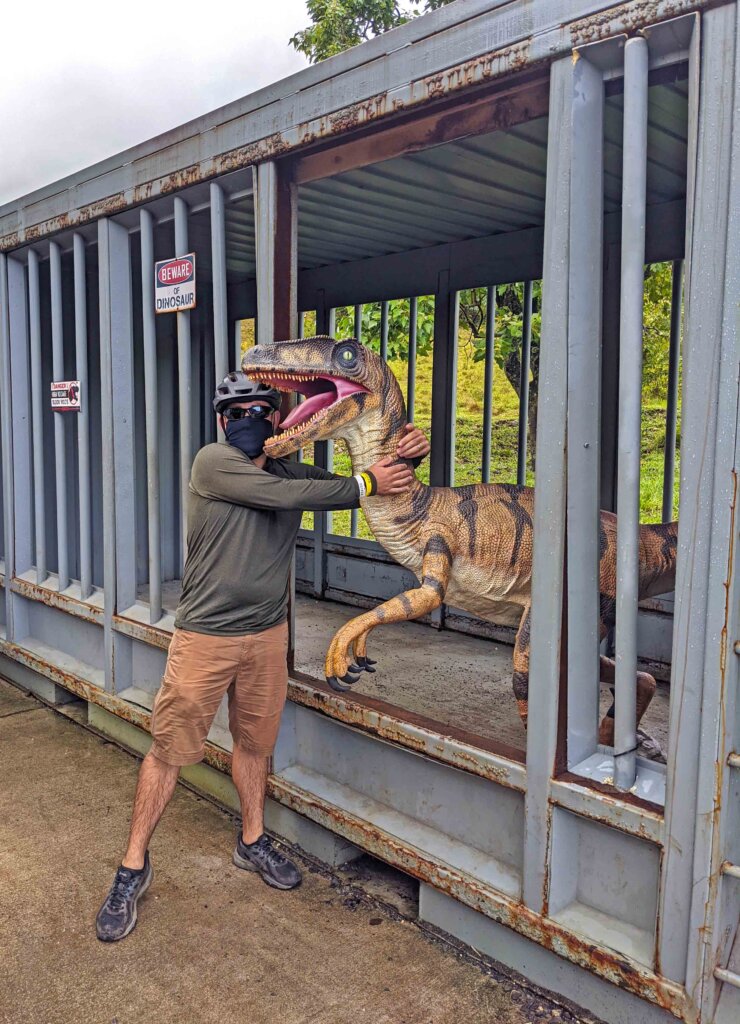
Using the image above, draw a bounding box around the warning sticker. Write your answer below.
[50,380,81,412]
[155,253,196,313]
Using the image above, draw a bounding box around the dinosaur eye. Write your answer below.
[334,343,359,369]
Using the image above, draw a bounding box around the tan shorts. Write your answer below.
[149,621,289,766]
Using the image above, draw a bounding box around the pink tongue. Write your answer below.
[280,392,334,429]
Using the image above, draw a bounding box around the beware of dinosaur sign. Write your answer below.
[155,254,196,313]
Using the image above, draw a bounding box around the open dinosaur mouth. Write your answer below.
[249,371,369,442]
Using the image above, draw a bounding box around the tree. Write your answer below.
[290,0,455,64]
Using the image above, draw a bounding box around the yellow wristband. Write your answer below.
[360,472,375,496]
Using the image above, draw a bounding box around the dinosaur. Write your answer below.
[243,335,677,750]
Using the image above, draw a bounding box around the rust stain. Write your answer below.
[112,614,172,651]
[570,0,696,45]
[10,578,103,626]
[288,678,520,787]
[157,164,202,196]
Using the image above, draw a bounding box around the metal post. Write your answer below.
[211,182,229,443]
[522,56,571,913]
[351,303,363,536]
[429,276,458,488]
[49,241,69,591]
[662,259,683,523]
[407,296,418,422]
[614,36,649,791]
[234,320,242,372]
[481,286,495,484]
[517,281,533,487]
[174,196,192,572]
[0,256,12,589]
[27,250,46,584]
[73,234,92,599]
[4,258,33,632]
[566,52,604,769]
[380,300,389,362]
[98,217,135,692]
[140,209,163,623]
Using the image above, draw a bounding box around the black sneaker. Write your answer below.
[95,853,153,942]
[233,834,302,890]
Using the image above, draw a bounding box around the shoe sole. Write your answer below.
[96,865,153,942]
[232,849,300,890]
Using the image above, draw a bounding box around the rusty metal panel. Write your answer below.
[0,0,713,252]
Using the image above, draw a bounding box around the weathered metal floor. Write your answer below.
[294,594,671,754]
[0,679,597,1024]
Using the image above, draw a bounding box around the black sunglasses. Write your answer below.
[223,405,274,421]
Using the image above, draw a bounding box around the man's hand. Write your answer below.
[396,423,430,461]
[368,456,415,496]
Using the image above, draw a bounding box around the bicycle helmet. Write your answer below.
[212,371,281,414]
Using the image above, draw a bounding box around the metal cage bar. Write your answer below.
[662,259,683,523]
[566,52,604,769]
[380,299,389,361]
[27,250,46,584]
[174,196,193,572]
[614,36,649,791]
[211,182,229,388]
[140,209,163,624]
[354,303,364,540]
[523,54,571,913]
[407,296,418,422]
[517,281,533,488]
[481,285,495,485]
[73,234,92,599]
[49,241,69,591]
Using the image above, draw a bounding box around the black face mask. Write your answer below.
[225,416,275,458]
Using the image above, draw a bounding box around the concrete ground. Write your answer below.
[0,679,598,1024]
[294,595,671,753]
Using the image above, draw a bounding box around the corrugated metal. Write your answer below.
[297,79,688,270]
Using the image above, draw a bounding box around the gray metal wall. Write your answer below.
[0,3,738,1022]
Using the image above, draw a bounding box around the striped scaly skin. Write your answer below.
[244,337,677,743]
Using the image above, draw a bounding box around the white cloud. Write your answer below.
[0,0,310,206]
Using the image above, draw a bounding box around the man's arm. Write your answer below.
[192,447,360,512]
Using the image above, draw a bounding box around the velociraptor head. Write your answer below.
[242,335,404,458]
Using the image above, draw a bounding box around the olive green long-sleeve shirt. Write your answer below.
[174,443,359,636]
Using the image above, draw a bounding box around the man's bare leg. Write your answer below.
[231,744,302,889]
[122,751,180,869]
[231,744,268,844]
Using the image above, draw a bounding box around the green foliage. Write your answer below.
[333,298,435,359]
[290,0,456,63]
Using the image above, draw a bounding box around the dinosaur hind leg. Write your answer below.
[511,604,531,730]
[598,655,662,760]
[325,536,452,692]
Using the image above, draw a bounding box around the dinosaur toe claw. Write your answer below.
[354,656,377,673]
[341,671,362,685]
[348,663,362,673]
[327,675,353,693]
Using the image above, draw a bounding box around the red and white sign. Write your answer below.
[155,253,196,313]
[50,380,81,412]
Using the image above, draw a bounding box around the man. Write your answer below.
[96,370,429,941]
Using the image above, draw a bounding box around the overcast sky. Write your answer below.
[0,1,311,207]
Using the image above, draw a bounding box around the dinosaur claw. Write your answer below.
[364,657,377,666]
[354,656,377,673]
[327,675,353,693]
[326,671,362,693]
[348,663,362,673]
